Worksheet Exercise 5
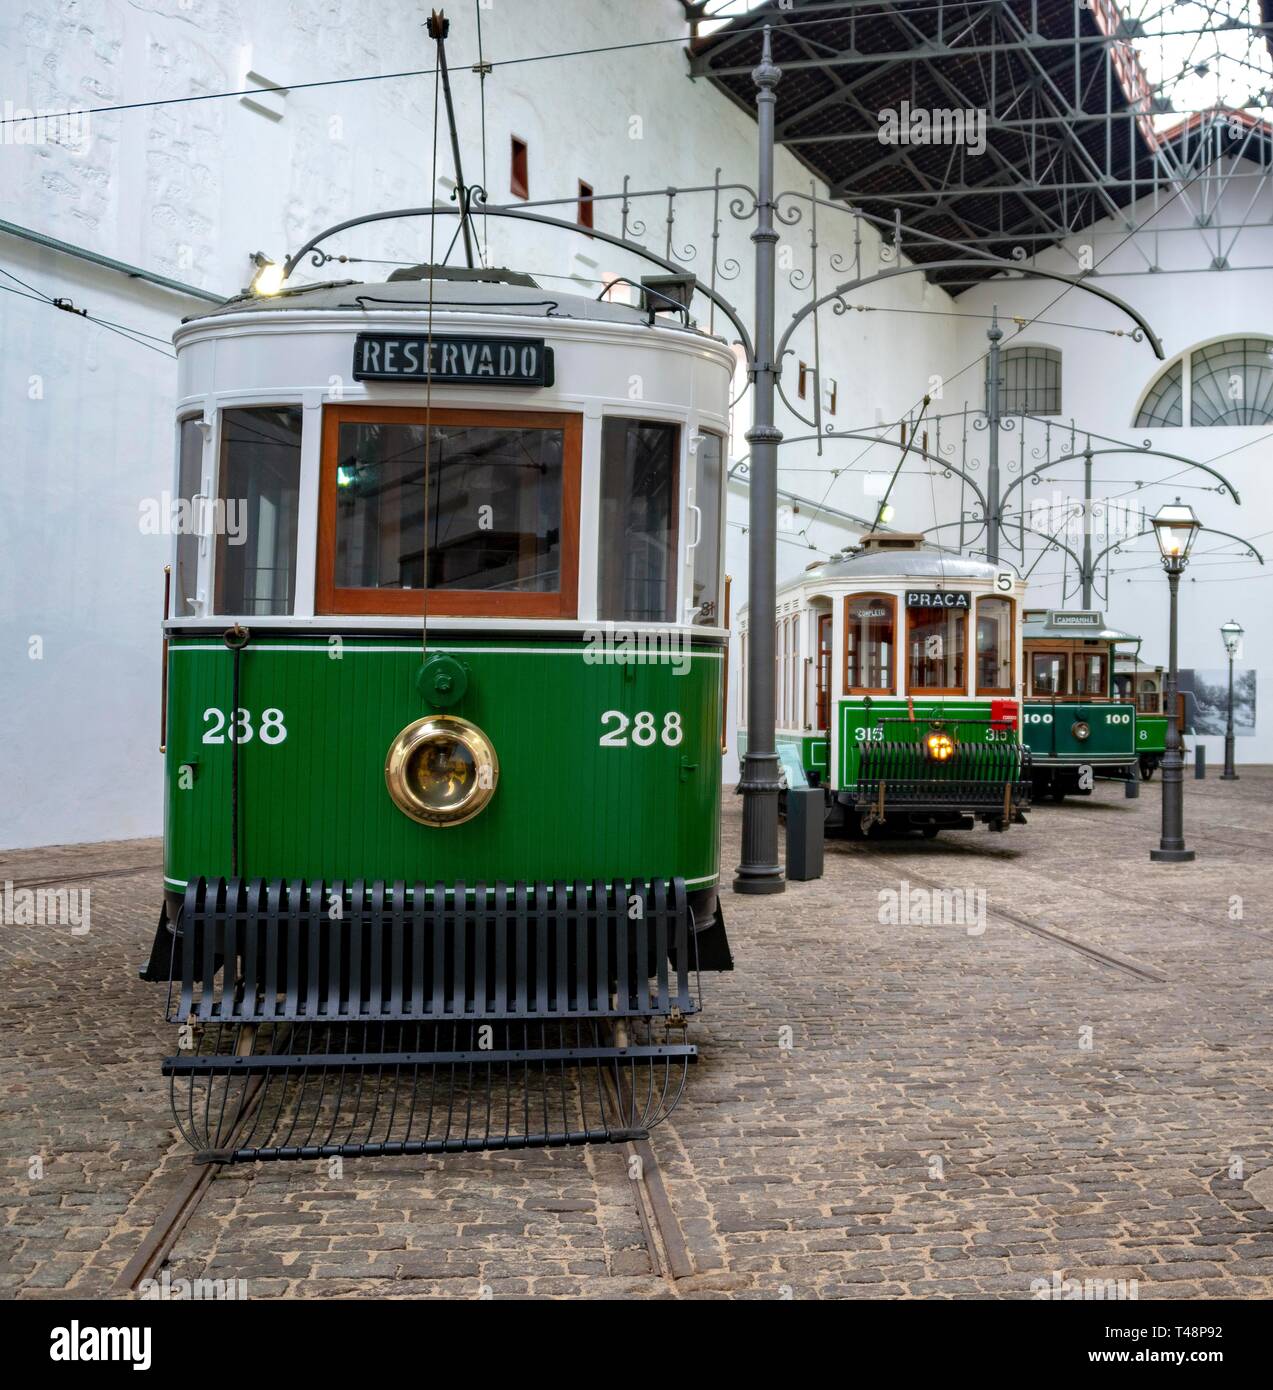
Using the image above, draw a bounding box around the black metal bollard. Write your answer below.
[1194,745,1206,779]
[785,786,825,881]
[1124,777,1140,799]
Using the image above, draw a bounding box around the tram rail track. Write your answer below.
[115,1019,701,1292]
[3,862,163,892]
[933,834,1262,938]
[113,1024,267,1294]
[853,847,1169,984]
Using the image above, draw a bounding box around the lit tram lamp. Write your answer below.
[1220,618,1244,781]
[1149,499,1200,863]
[249,252,286,297]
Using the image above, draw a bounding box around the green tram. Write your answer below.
[1114,650,1193,779]
[141,261,736,1161]
[1021,610,1140,798]
[738,534,1032,838]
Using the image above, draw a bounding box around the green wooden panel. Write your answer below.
[164,636,723,891]
[1136,714,1168,755]
[1021,701,1137,764]
[837,698,1018,788]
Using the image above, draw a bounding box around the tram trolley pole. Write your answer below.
[734,25,785,896]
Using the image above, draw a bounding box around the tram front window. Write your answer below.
[216,407,303,616]
[906,602,966,693]
[975,597,1013,695]
[845,594,895,693]
[1031,652,1067,696]
[320,408,580,617]
[598,418,679,623]
[1074,651,1107,697]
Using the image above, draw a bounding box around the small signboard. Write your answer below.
[905,589,971,609]
[352,333,554,386]
[1047,610,1102,628]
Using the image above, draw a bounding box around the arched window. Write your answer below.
[993,346,1061,415]
[1134,357,1183,427]
[1135,337,1273,427]
[1190,339,1273,425]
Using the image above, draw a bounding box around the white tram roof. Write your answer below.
[790,535,1014,590]
[181,265,720,337]
[1021,610,1138,642]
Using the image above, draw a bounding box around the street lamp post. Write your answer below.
[734,26,786,896]
[1220,618,1243,781]
[1149,499,1200,863]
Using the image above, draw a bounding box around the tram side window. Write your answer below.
[1031,652,1067,696]
[216,407,303,616]
[598,418,679,623]
[690,433,725,625]
[906,602,966,693]
[975,597,1013,695]
[174,416,204,616]
[1074,651,1107,697]
[845,594,895,693]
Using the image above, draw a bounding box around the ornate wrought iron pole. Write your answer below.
[984,308,1002,563]
[1080,444,1094,608]
[734,26,785,897]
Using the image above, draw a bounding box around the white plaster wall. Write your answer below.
[950,162,1273,766]
[0,0,964,845]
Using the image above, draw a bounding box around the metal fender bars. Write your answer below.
[854,742,1033,827]
[159,877,699,1162]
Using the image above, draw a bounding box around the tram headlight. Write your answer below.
[1071,720,1091,742]
[385,715,498,827]
[925,729,955,762]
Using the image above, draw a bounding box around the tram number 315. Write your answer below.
[202,707,288,745]
[599,710,683,747]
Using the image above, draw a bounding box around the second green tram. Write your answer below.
[738,534,1032,838]
[1021,610,1140,799]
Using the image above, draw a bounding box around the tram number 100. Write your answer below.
[202,707,289,745]
[599,710,684,747]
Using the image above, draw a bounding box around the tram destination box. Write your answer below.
[352,332,555,386]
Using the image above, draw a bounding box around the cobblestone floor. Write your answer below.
[2,771,1271,1300]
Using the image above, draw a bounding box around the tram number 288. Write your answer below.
[599,710,683,747]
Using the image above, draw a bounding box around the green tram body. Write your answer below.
[1113,649,1190,780]
[142,265,738,1160]
[164,633,724,897]
[1020,608,1138,799]
[738,534,1033,838]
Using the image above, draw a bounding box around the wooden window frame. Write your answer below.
[577,179,594,229]
[905,602,968,696]
[1028,649,1070,698]
[316,404,581,619]
[974,595,1015,696]
[815,610,832,731]
[845,592,897,695]
[1073,649,1111,700]
[510,136,529,200]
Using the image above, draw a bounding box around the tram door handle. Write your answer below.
[686,497,703,551]
[679,755,699,783]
